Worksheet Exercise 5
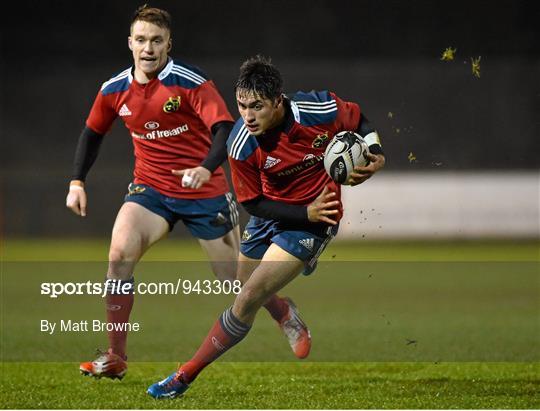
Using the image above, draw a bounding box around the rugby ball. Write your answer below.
[323,131,369,185]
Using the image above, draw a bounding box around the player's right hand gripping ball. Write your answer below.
[323,131,370,185]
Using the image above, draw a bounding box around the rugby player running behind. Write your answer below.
[66,7,309,380]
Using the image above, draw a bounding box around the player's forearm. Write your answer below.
[242,196,310,225]
[200,121,234,173]
[71,126,105,182]
[356,115,384,155]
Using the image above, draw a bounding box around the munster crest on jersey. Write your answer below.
[163,96,181,113]
[312,131,329,148]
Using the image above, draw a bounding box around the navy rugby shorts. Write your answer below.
[124,183,239,240]
[240,216,338,275]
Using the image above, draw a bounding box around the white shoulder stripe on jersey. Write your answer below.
[297,104,337,111]
[230,126,250,160]
[108,68,131,82]
[100,73,129,91]
[297,107,338,114]
[171,67,204,83]
[172,64,206,83]
[171,68,202,84]
[173,64,206,83]
[297,101,337,110]
[171,68,204,85]
[295,100,336,108]
[101,69,131,90]
[229,126,245,158]
[231,127,249,160]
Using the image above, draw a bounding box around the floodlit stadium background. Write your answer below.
[1,0,538,239]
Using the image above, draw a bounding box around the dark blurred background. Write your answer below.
[1,0,538,236]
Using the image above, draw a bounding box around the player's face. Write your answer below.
[129,20,171,80]
[236,91,284,136]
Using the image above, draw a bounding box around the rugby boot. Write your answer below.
[79,349,127,379]
[147,370,190,399]
[279,297,312,359]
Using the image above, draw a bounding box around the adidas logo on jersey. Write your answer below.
[299,238,315,251]
[264,156,281,169]
[119,104,132,116]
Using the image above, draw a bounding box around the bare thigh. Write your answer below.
[232,243,304,324]
[107,202,169,279]
[236,252,261,284]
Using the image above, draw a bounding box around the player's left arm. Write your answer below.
[347,115,385,186]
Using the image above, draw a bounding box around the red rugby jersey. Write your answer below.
[227,91,360,220]
[86,58,233,199]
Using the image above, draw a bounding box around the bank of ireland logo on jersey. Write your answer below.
[163,96,181,113]
[312,131,329,148]
[144,121,160,130]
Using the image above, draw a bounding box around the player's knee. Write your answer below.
[109,246,131,263]
[211,261,237,282]
[108,235,144,261]
[108,242,141,274]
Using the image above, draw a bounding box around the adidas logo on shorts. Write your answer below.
[299,238,314,251]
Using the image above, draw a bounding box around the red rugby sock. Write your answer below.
[179,307,250,383]
[263,294,289,322]
[105,278,134,360]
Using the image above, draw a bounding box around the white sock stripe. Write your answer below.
[222,308,250,336]
[226,309,248,336]
[222,309,242,336]
[221,309,244,337]
[227,308,250,331]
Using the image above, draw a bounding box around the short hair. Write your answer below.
[131,4,172,33]
[236,55,283,101]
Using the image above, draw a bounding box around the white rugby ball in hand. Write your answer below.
[182,174,194,188]
[323,131,369,185]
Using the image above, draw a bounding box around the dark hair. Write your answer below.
[236,55,283,100]
[131,4,172,32]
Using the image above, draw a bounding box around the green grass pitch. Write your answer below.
[1,238,539,409]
